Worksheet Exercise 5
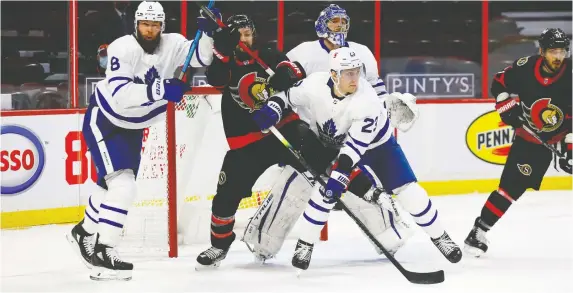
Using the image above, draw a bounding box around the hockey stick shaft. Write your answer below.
[267,127,444,284]
[178,0,215,80]
[195,2,275,76]
[520,123,567,159]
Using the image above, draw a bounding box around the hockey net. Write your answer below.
[118,86,318,257]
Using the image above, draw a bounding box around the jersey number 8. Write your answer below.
[110,57,120,71]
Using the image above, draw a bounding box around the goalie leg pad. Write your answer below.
[342,191,414,255]
[243,166,314,259]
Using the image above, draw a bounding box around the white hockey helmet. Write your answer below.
[329,47,362,74]
[329,47,363,96]
[134,1,166,32]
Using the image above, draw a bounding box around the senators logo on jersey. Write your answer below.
[235,72,274,113]
[522,98,564,132]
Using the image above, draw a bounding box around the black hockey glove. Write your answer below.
[267,61,306,91]
[495,93,523,128]
[212,25,240,63]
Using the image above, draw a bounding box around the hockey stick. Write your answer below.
[520,122,568,160]
[178,0,215,80]
[198,3,444,284]
[266,127,444,285]
[195,2,275,76]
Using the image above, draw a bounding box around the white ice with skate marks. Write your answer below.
[1,190,572,292]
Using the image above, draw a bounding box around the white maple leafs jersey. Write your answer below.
[287,40,387,98]
[274,72,392,166]
[93,33,214,129]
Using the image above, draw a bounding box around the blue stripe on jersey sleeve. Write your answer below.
[194,43,207,67]
[345,141,363,157]
[112,81,130,97]
[108,76,133,84]
[370,118,391,145]
[348,133,369,147]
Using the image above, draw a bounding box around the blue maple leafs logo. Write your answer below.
[134,66,160,85]
[316,119,346,147]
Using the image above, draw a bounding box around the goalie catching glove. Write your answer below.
[385,92,420,132]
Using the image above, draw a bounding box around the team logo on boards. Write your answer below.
[466,111,514,165]
[517,164,532,176]
[522,98,564,133]
[1,125,46,195]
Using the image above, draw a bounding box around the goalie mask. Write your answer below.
[315,4,350,47]
[134,1,165,54]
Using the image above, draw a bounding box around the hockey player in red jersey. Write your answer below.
[464,28,572,257]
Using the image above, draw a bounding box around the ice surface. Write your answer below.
[2,190,572,293]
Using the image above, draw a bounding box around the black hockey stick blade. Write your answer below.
[405,270,445,284]
[337,200,445,284]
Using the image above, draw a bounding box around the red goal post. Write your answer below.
[159,86,328,258]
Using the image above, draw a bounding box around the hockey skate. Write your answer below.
[464,217,490,257]
[90,236,133,281]
[66,220,96,269]
[292,239,314,273]
[196,246,230,270]
[431,231,462,263]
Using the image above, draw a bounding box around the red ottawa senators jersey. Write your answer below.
[491,55,572,144]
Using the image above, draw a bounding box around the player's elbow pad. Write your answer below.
[268,61,306,91]
[490,77,508,98]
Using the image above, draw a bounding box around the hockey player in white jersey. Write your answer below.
[66,1,218,281]
[247,48,462,271]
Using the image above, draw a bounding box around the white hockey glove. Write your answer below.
[385,92,419,132]
[555,133,572,174]
[363,187,394,214]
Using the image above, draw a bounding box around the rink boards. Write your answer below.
[1,98,571,228]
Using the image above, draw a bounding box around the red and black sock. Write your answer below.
[210,214,236,249]
[479,188,518,230]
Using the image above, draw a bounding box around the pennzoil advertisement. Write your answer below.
[466,110,514,165]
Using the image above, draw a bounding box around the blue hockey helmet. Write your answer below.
[315,4,350,47]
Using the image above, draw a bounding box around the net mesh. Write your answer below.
[118,92,277,256]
